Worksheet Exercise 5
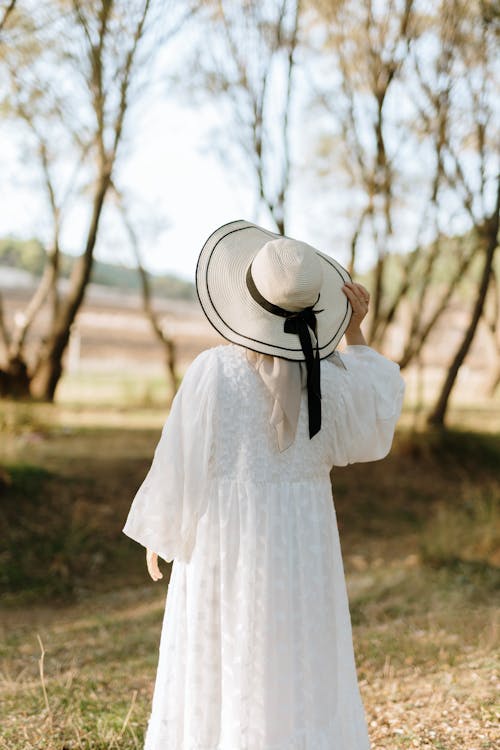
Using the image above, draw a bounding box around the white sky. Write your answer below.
[0,84,385,284]
[0,8,370,285]
[0,97,257,282]
[0,6,494,286]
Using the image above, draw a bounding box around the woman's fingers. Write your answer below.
[341,285,357,306]
[343,281,369,303]
[342,282,369,321]
[342,284,366,310]
[355,282,370,301]
[146,549,163,581]
[149,560,163,581]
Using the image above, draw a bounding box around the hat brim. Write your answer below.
[196,220,353,361]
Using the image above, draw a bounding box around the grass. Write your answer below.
[55,370,173,410]
[419,484,499,569]
[1,568,497,748]
[0,396,499,748]
[0,586,161,749]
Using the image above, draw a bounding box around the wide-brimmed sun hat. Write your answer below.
[196,219,353,440]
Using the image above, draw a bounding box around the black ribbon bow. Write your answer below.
[246,263,324,439]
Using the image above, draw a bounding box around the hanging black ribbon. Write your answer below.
[246,262,324,439]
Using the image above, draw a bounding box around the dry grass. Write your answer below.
[0,586,161,749]
[353,564,498,749]
[1,565,497,749]
[1,397,499,748]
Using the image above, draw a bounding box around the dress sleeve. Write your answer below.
[328,344,405,466]
[122,348,217,564]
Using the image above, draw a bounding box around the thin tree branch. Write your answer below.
[111,183,177,398]
[428,175,499,425]
[0,292,12,355]
[0,0,16,34]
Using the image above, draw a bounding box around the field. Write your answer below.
[1,374,499,749]
[0,280,499,749]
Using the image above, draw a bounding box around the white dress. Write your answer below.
[122,342,405,750]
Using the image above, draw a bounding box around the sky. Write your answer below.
[1,89,337,285]
[0,96,256,283]
[0,79,383,285]
[0,5,367,285]
[0,4,493,287]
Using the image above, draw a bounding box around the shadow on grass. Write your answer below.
[0,456,155,605]
[1,422,499,605]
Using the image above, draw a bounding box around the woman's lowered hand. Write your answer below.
[146,548,163,581]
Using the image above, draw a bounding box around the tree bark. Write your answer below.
[113,184,179,400]
[487,362,500,397]
[398,237,477,369]
[427,177,500,427]
[29,173,110,400]
[0,356,30,398]
[4,0,153,402]
[137,266,178,399]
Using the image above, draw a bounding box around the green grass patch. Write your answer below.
[397,427,500,471]
[419,484,500,571]
[0,452,151,604]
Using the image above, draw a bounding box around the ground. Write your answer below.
[0,386,498,750]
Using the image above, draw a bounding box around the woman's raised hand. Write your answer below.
[342,282,370,345]
[146,548,163,581]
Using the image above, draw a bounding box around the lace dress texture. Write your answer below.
[122,342,406,750]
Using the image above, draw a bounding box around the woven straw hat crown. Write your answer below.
[195,219,352,362]
[251,239,324,313]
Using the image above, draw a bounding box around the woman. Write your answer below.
[123,220,405,749]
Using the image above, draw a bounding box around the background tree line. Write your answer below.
[0,237,197,298]
[0,0,498,426]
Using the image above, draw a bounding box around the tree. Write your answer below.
[112,185,178,400]
[0,0,175,400]
[422,1,499,425]
[180,0,302,234]
[428,178,499,425]
[309,0,498,425]
[0,1,16,34]
[308,0,418,342]
[390,1,497,385]
[484,265,500,397]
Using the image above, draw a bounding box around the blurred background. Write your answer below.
[0,1,498,748]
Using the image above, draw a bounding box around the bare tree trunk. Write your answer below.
[0,0,153,402]
[7,252,58,360]
[137,258,178,400]
[0,90,63,385]
[29,173,110,400]
[398,237,477,369]
[113,185,178,400]
[0,356,30,398]
[484,266,500,396]
[0,292,11,354]
[368,253,385,343]
[488,363,500,397]
[427,178,500,427]
[348,206,370,275]
[0,292,31,397]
